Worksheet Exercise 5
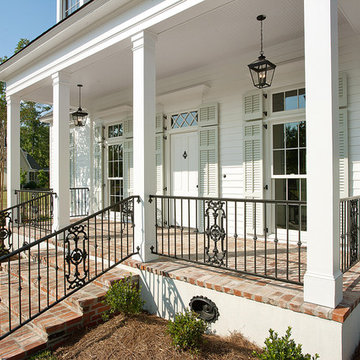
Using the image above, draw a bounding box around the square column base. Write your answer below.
[304,270,343,308]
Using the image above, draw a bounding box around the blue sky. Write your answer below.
[0,0,56,59]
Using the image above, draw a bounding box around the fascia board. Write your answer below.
[3,0,206,96]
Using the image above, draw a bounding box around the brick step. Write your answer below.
[0,303,47,360]
[0,257,138,359]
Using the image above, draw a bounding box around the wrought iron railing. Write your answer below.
[340,196,360,272]
[149,195,306,285]
[70,187,90,217]
[0,195,139,340]
[0,192,55,256]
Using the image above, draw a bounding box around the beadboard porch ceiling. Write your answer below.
[17,0,351,111]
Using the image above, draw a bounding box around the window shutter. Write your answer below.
[243,90,263,121]
[93,125,104,211]
[123,139,133,197]
[123,115,133,138]
[339,72,347,109]
[339,109,348,198]
[156,113,165,133]
[243,121,264,235]
[198,103,218,127]
[155,134,164,195]
[198,127,219,197]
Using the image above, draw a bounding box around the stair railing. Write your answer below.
[0,195,139,340]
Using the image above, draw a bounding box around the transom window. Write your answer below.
[273,88,305,113]
[108,124,123,138]
[171,111,198,129]
[64,0,80,17]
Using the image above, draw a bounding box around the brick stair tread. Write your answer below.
[0,303,47,360]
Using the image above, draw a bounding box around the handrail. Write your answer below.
[1,193,52,213]
[0,195,140,340]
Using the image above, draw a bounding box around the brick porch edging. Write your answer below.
[122,257,356,324]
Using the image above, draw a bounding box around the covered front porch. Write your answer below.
[2,0,360,357]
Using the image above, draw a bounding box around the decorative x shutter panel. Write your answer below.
[243,121,264,236]
[339,72,348,109]
[243,90,263,121]
[123,139,133,197]
[339,109,348,198]
[198,103,218,127]
[93,125,104,211]
[123,115,133,138]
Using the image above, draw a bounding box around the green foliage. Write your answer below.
[102,275,144,320]
[37,169,49,188]
[28,350,58,360]
[167,309,207,352]
[14,38,30,54]
[254,327,319,360]
[20,169,27,186]
[24,181,37,189]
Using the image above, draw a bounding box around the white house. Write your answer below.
[1,0,360,359]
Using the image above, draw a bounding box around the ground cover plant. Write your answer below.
[254,327,319,360]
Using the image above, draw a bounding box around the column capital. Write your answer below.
[131,31,157,52]
[6,94,20,104]
[51,71,72,86]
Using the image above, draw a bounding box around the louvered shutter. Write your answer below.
[243,91,263,121]
[339,109,348,198]
[243,121,264,235]
[339,72,347,109]
[198,103,218,127]
[155,134,164,195]
[123,116,133,138]
[198,127,219,197]
[93,125,104,211]
[123,139,133,197]
[156,113,165,133]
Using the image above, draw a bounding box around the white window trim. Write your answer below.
[167,108,199,134]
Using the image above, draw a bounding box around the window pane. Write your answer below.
[286,122,298,148]
[273,150,285,175]
[273,124,284,149]
[275,179,286,200]
[300,149,306,174]
[301,179,307,201]
[288,179,299,200]
[273,93,284,112]
[299,88,306,109]
[299,121,306,147]
[286,149,298,174]
[276,205,286,229]
[288,205,299,230]
[301,206,307,231]
[285,90,298,110]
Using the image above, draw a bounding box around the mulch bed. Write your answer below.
[54,313,261,360]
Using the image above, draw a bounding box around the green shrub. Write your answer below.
[102,275,144,320]
[28,350,58,360]
[24,181,38,189]
[167,309,207,352]
[254,327,319,360]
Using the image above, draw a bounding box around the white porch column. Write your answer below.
[132,31,157,262]
[52,72,71,230]
[304,0,343,308]
[6,95,20,208]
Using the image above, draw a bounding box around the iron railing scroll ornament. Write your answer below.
[350,199,359,266]
[65,224,89,289]
[0,210,12,256]
[204,200,226,266]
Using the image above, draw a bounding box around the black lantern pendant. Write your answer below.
[71,84,88,127]
[248,15,276,89]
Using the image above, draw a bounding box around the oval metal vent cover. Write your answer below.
[189,296,219,323]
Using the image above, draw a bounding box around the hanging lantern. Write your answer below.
[71,84,88,127]
[248,15,276,89]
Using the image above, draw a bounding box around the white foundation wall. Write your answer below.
[119,264,348,359]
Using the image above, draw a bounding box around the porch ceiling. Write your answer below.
[18,0,349,111]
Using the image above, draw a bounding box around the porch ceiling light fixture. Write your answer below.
[71,84,88,127]
[248,15,276,89]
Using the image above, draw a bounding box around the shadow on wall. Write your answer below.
[140,270,186,319]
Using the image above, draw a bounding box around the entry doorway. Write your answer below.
[171,131,198,228]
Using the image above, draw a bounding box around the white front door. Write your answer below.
[171,131,198,227]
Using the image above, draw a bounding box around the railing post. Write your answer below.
[131,31,157,262]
